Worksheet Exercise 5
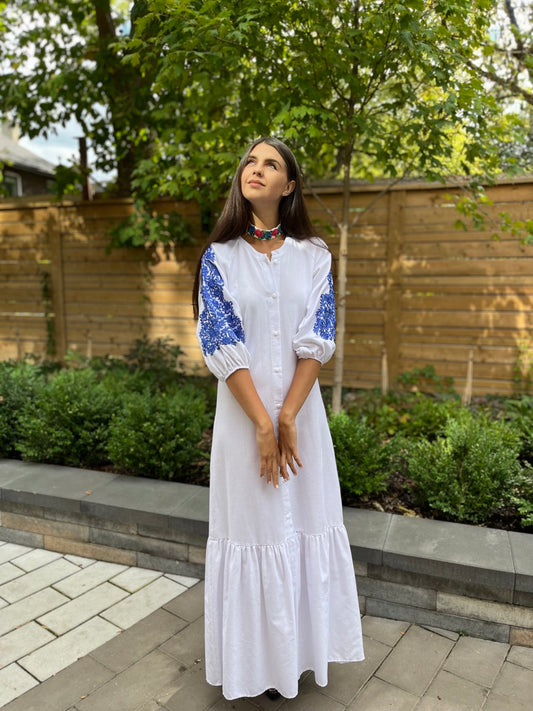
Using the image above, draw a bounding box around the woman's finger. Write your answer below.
[279,453,290,482]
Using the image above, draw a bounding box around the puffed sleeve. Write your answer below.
[196,246,252,381]
[292,247,336,364]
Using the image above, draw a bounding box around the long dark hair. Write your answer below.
[192,137,315,319]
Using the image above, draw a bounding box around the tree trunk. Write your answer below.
[331,157,351,414]
[93,0,152,197]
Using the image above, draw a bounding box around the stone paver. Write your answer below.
[489,660,533,704]
[506,644,533,671]
[89,608,188,674]
[424,669,488,709]
[19,616,122,681]
[0,561,24,585]
[52,560,128,598]
[483,691,532,711]
[75,649,185,711]
[348,677,418,710]
[0,587,68,636]
[0,543,31,566]
[37,581,129,634]
[0,656,115,711]
[442,636,508,687]
[14,549,63,572]
[361,615,410,646]
[100,576,187,629]
[0,662,39,707]
[110,566,163,592]
[0,557,79,602]
[375,624,454,696]
[0,621,55,667]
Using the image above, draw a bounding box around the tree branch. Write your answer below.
[305,184,341,230]
[93,0,116,41]
[504,0,526,60]
[467,58,533,106]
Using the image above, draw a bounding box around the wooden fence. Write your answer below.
[1,179,533,396]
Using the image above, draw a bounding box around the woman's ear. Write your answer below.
[283,181,296,196]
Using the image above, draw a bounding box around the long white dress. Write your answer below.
[197,235,364,700]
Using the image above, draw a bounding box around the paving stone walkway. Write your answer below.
[0,541,199,707]
[2,543,533,710]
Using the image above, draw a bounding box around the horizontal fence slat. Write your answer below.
[1,184,533,396]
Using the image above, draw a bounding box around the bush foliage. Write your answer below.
[16,368,120,468]
[405,411,524,523]
[329,411,395,497]
[108,386,210,480]
[0,361,43,458]
[0,339,213,482]
[2,351,533,531]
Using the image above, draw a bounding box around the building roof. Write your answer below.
[0,125,56,177]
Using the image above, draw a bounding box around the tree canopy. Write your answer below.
[1,0,155,196]
[470,0,533,170]
[1,0,529,203]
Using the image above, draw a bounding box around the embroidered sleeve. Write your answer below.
[197,247,251,380]
[198,247,245,356]
[313,272,336,341]
[292,248,336,365]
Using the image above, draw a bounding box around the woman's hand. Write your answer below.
[256,422,282,488]
[278,413,303,481]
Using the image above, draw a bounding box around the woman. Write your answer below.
[193,136,364,701]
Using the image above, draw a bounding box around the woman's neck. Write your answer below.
[250,209,280,230]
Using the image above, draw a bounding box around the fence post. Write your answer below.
[47,206,67,360]
[383,190,405,387]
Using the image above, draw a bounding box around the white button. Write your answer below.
[271,293,277,299]
[273,331,279,336]
[274,367,281,373]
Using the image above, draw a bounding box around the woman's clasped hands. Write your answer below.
[256,412,302,489]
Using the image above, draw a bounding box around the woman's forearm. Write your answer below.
[277,358,321,477]
[279,358,321,424]
[225,368,283,487]
[225,368,272,430]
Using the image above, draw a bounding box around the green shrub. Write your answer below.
[61,336,187,394]
[396,364,456,394]
[510,464,533,528]
[122,335,186,391]
[497,395,533,466]
[17,368,119,468]
[405,411,525,523]
[343,388,460,439]
[108,385,210,480]
[329,410,394,498]
[0,361,43,457]
[394,395,461,439]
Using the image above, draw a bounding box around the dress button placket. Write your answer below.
[269,256,294,533]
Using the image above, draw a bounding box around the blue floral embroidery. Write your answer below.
[198,247,245,356]
[313,272,336,341]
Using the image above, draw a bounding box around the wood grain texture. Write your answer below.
[1,184,533,395]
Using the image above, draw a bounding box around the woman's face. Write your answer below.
[240,142,295,209]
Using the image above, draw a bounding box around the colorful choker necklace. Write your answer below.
[247,223,283,241]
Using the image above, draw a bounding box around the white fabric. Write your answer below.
[197,236,364,700]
